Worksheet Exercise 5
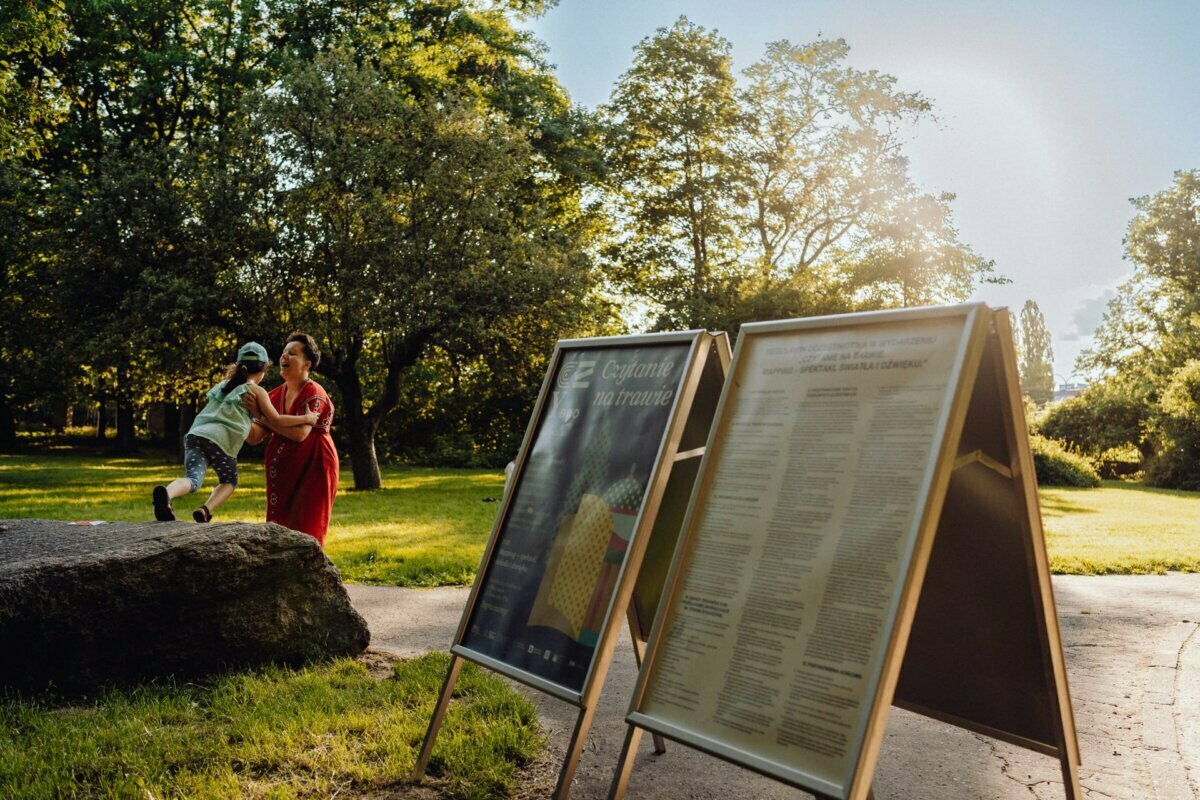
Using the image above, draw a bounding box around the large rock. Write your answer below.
[0,519,370,694]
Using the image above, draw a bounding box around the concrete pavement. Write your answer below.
[347,574,1200,800]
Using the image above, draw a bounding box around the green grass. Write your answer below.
[0,451,504,586]
[0,652,542,800]
[3,452,1200,579]
[1041,480,1200,574]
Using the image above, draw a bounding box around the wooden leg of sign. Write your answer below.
[627,629,666,755]
[813,791,874,800]
[1059,752,1082,800]
[606,724,644,800]
[553,703,599,800]
[411,654,463,780]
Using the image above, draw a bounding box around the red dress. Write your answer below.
[263,380,339,546]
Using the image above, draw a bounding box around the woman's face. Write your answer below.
[279,341,311,381]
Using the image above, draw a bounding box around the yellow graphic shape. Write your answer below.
[545,493,612,639]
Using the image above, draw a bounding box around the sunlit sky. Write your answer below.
[525,0,1200,381]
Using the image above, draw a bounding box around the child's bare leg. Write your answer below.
[201,482,236,514]
[165,477,193,499]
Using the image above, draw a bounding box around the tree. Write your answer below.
[258,26,605,489]
[0,1,66,160]
[1077,170,1200,487]
[19,0,285,450]
[603,17,745,330]
[1016,300,1055,405]
[603,22,1000,332]
[0,3,71,447]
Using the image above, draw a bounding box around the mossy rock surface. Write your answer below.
[0,519,369,694]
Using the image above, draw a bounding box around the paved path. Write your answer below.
[348,575,1200,800]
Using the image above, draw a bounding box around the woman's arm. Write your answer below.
[245,420,269,446]
[267,419,313,442]
[247,384,318,428]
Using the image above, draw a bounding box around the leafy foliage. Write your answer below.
[4,4,1007,477]
[1029,434,1101,488]
[1146,359,1200,490]
[603,18,743,329]
[256,18,609,487]
[1037,379,1148,456]
[1076,170,1200,487]
[1015,300,1054,405]
[603,20,1002,332]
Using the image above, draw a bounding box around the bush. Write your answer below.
[1146,360,1200,490]
[1094,444,1143,479]
[1037,379,1147,455]
[1029,434,1101,488]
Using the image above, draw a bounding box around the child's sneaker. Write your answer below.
[193,504,212,523]
[153,486,175,522]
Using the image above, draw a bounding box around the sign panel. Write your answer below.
[629,337,729,640]
[629,309,978,797]
[458,340,693,695]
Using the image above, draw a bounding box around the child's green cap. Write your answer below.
[237,342,270,364]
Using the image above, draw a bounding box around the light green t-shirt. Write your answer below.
[189,381,255,457]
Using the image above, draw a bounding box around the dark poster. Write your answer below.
[460,342,692,693]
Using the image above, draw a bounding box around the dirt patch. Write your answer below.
[356,647,403,680]
[353,649,552,800]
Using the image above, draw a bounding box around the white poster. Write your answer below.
[637,314,969,793]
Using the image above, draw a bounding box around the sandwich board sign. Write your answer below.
[412,330,730,800]
[608,304,1081,800]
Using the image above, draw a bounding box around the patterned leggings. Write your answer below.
[184,434,239,491]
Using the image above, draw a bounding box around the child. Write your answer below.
[152,342,317,523]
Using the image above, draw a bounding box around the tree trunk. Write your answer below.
[116,401,137,453]
[337,372,382,491]
[348,419,382,491]
[50,399,67,433]
[179,397,197,454]
[97,401,108,441]
[323,329,434,491]
[0,402,16,451]
[164,403,181,456]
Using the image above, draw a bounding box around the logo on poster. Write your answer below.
[557,360,596,389]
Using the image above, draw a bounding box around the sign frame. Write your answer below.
[413,329,729,800]
[608,304,1081,800]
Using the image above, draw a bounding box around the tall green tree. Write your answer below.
[0,2,69,447]
[1081,170,1200,382]
[258,23,606,489]
[26,0,284,450]
[1016,299,1055,405]
[604,22,999,332]
[603,17,744,330]
[1078,170,1200,487]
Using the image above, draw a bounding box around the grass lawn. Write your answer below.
[1040,480,1200,574]
[0,652,542,800]
[0,451,505,587]
[0,451,1195,798]
[2,451,1199,579]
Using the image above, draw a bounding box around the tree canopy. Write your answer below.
[602,18,1001,332]
[1016,300,1055,405]
[1052,170,1200,487]
[2,4,1002,483]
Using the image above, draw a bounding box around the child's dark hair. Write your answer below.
[286,331,321,370]
[220,360,267,396]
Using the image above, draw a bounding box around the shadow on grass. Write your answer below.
[1038,492,1100,516]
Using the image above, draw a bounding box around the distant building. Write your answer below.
[1053,382,1087,403]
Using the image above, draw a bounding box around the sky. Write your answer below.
[524,0,1200,382]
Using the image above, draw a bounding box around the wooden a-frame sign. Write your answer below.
[609,304,1082,800]
[413,330,731,800]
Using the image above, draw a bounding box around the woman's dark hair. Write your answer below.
[220,359,267,396]
[286,331,320,370]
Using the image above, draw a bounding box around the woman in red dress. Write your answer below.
[244,332,339,546]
